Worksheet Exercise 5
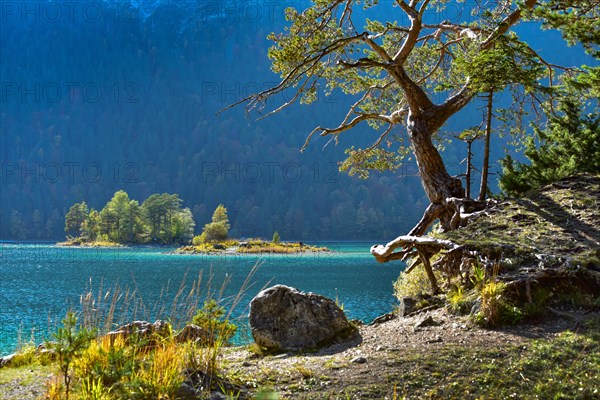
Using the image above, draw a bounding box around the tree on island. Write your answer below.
[229,0,594,239]
[65,202,89,238]
[63,191,195,245]
[194,204,230,243]
[272,231,281,244]
[98,190,144,243]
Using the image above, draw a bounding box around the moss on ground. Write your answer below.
[440,174,600,271]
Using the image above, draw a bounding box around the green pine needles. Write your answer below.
[500,93,600,195]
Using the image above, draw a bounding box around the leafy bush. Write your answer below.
[447,286,472,315]
[201,221,229,242]
[128,343,185,399]
[192,232,207,245]
[475,280,523,326]
[199,204,230,242]
[393,264,441,300]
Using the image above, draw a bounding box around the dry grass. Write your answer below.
[1,264,260,400]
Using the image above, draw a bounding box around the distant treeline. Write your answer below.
[0,1,431,241]
[65,191,194,245]
[1,1,587,241]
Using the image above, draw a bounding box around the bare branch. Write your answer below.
[256,76,316,121]
[362,34,394,63]
[480,0,536,50]
[393,2,422,64]
[418,0,432,17]
[339,0,354,28]
[366,123,394,151]
[338,81,395,126]
[371,235,460,263]
[217,32,366,115]
[525,45,582,88]
[301,113,393,151]
[416,36,466,85]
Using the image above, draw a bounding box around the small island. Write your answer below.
[58,193,330,254]
[176,239,329,255]
[175,205,330,254]
[56,238,124,248]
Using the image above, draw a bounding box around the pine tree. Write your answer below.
[500,92,600,195]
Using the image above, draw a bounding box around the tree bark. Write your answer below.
[466,139,473,199]
[407,113,465,231]
[478,90,493,201]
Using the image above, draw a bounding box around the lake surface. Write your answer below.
[0,242,403,356]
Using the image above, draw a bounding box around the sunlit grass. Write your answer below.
[1,264,259,400]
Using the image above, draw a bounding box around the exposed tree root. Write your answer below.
[503,266,600,302]
[372,197,494,294]
[371,234,479,294]
[374,179,599,303]
[407,197,493,237]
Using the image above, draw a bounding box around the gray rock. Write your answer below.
[175,324,209,344]
[470,298,482,316]
[398,297,418,317]
[249,285,355,353]
[369,312,396,325]
[106,320,170,344]
[425,335,443,344]
[175,382,198,400]
[414,315,439,329]
[350,356,367,364]
[0,353,16,368]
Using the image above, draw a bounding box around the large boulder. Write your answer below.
[249,285,356,352]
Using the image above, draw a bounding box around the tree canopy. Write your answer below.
[234,0,596,234]
[64,191,195,245]
[194,204,231,243]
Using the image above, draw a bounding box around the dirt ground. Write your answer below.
[221,306,598,399]
[1,306,598,399]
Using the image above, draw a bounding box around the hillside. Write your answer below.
[440,173,600,299]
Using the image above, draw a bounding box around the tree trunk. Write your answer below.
[407,115,464,232]
[478,90,493,201]
[466,139,473,199]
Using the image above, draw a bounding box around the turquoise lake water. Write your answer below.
[0,242,403,356]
